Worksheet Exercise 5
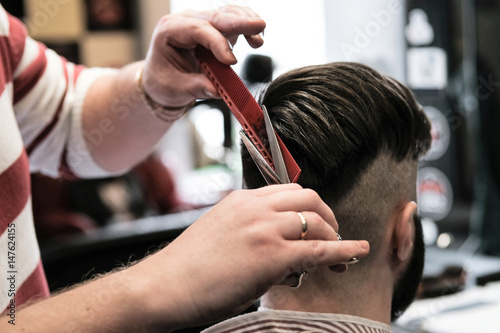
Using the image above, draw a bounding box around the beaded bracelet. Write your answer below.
[135,66,194,122]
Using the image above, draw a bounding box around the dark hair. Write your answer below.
[242,62,430,199]
[240,62,431,321]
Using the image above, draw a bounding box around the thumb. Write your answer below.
[186,73,220,100]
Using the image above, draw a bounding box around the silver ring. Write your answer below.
[280,271,306,288]
[289,271,306,288]
[297,212,307,240]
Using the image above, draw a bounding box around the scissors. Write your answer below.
[240,106,359,288]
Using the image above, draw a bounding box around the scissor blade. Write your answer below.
[262,105,290,184]
[239,130,281,185]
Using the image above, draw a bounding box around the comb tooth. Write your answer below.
[198,49,250,111]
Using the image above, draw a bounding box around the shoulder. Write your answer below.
[0,5,28,77]
[202,310,392,333]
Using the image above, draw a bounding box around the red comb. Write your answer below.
[195,45,301,183]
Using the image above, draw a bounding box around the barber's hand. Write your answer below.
[142,5,265,109]
[133,184,369,330]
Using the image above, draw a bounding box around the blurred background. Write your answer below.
[3,0,500,332]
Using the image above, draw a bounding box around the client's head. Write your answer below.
[240,62,431,321]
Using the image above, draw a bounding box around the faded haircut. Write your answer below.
[240,62,432,320]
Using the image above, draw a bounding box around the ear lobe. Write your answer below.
[394,201,417,262]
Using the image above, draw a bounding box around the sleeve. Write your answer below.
[9,11,124,179]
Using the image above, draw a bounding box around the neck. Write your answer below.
[261,260,394,324]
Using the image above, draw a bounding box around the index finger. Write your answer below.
[217,5,265,48]
[251,183,303,196]
[199,5,266,35]
[193,8,266,60]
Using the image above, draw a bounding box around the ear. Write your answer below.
[394,201,417,262]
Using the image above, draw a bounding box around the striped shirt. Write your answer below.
[202,310,392,333]
[0,5,116,312]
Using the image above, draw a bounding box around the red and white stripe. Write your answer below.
[0,5,49,312]
[202,310,392,333]
[0,5,116,310]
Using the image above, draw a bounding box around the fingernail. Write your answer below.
[329,264,348,273]
[204,88,216,99]
[225,50,237,64]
